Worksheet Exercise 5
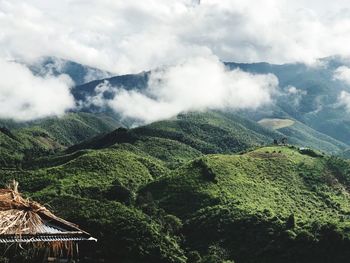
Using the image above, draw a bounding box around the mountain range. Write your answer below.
[2,57,350,262]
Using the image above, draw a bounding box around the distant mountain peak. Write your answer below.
[26,56,112,85]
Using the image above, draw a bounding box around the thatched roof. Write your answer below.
[0,181,96,246]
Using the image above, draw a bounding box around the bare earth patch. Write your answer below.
[258,118,295,130]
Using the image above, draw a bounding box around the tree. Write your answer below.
[281,137,288,145]
[286,213,296,229]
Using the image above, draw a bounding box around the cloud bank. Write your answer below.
[2,0,350,121]
[3,0,350,74]
[333,66,350,111]
[282,86,307,107]
[0,59,74,121]
[91,56,278,124]
[334,66,350,85]
[338,91,350,112]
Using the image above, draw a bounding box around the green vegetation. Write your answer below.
[278,121,347,154]
[73,57,350,149]
[3,139,350,262]
[68,111,348,160]
[4,57,350,262]
[227,58,350,147]
[31,112,120,146]
[141,146,350,262]
[2,110,350,262]
[0,126,62,168]
[0,112,120,168]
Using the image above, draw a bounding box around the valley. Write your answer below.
[3,1,350,262]
[2,58,350,263]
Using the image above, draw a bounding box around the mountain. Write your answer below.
[2,140,350,262]
[3,57,350,262]
[0,112,120,167]
[1,107,350,262]
[71,71,149,109]
[67,111,348,161]
[141,146,350,263]
[226,58,350,146]
[27,56,112,85]
[19,56,350,154]
[28,112,121,146]
[67,57,350,155]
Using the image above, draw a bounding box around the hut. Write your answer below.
[0,181,96,262]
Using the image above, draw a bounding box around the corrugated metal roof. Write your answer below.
[0,220,97,243]
[0,236,92,243]
[33,221,71,234]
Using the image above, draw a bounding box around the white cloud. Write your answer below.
[287,86,299,95]
[106,56,278,123]
[2,0,350,74]
[338,90,350,111]
[0,59,74,121]
[282,85,307,106]
[334,66,350,84]
[3,0,350,121]
[332,67,350,112]
[83,80,116,108]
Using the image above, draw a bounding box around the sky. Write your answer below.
[2,0,350,121]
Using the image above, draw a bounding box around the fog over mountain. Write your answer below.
[2,0,350,120]
[95,56,278,124]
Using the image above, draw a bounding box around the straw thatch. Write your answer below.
[0,180,95,256]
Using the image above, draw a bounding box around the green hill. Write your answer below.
[1,111,350,262]
[32,112,120,145]
[3,57,350,262]
[141,146,350,262]
[0,112,120,168]
[2,145,350,262]
[70,57,350,148]
[67,111,348,160]
[0,126,63,167]
[227,58,350,146]
[0,145,186,263]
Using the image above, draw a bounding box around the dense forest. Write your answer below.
[3,57,350,262]
[2,110,350,263]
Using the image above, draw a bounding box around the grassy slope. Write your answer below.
[0,112,120,168]
[3,142,350,262]
[68,112,278,155]
[0,127,63,167]
[0,146,186,263]
[68,111,348,162]
[28,112,121,146]
[134,112,275,154]
[141,146,350,262]
[0,147,168,197]
[144,146,350,219]
[2,111,350,262]
[278,121,348,154]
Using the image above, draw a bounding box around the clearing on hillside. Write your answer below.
[258,118,295,130]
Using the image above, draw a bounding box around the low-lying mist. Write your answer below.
[86,55,278,124]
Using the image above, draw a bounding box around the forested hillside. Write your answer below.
[2,111,350,262]
[2,142,350,262]
[2,58,350,262]
[0,112,120,167]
